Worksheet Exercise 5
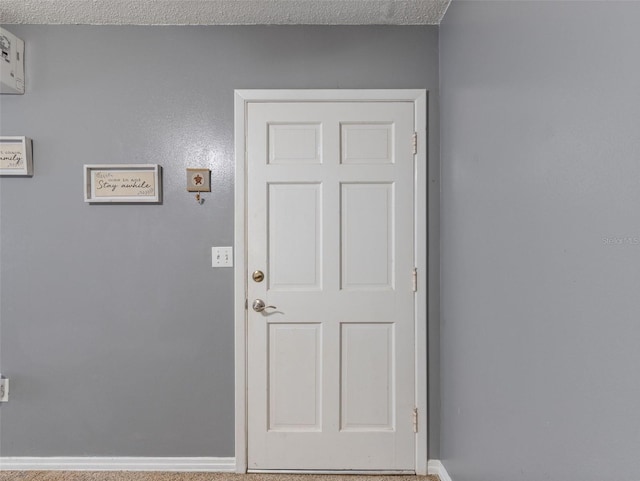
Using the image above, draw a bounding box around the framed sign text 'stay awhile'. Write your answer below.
[84,164,162,203]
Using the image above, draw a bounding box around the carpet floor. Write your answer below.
[0,473,439,481]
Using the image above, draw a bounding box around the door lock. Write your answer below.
[252,270,265,283]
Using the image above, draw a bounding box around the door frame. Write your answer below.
[233,89,428,474]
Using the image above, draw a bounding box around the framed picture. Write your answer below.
[84,164,162,203]
[186,168,211,192]
[0,136,33,176]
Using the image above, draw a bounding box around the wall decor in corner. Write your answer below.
[0,27,25,95]
[0,136,33,176]
[84,164,162,204]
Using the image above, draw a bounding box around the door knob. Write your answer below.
[252,299,277,312]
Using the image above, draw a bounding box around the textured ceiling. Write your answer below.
[0,0,451,25]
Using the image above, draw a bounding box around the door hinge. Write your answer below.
[413,407,419,433]
[412,267,418,292]
[412,132,418,155]
[245,299,248,310]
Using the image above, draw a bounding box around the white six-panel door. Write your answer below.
[245,100,416,471]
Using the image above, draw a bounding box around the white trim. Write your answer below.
[235,89,427,103]
[414,90,429,476]
[234,90,249,474]
[249,469,415,475]
[0,457,235,472]
[428,460,454,481]
[234,89,428,474]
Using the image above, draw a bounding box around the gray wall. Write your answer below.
[0,25,440,457]
[440,2,640,480]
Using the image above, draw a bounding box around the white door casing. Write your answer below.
[234,90,428,474]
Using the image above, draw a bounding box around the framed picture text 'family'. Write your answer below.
[0,136,33,176]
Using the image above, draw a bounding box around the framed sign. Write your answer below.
[0,136,33,176]
[84,164,162,203]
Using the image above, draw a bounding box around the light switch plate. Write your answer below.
[212,246,233,267]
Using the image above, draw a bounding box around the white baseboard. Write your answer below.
[428,459,453,481]
[2,458,442,476]
[0,457,236,472]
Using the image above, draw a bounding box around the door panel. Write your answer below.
[247,101,415,471]
[340,322,395,431]
[341,182,394,289]
[341,123,394,164]
[268,323,322,431]
[268,183,322,290]
[268,123,322,164]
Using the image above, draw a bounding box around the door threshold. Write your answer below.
[248,469,416,475]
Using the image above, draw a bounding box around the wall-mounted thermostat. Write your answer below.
[0,27,25,95]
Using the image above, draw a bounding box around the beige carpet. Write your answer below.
[0,473,439,481]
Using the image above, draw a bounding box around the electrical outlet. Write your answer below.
[212,246,233,267]
[0,377,8,402]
